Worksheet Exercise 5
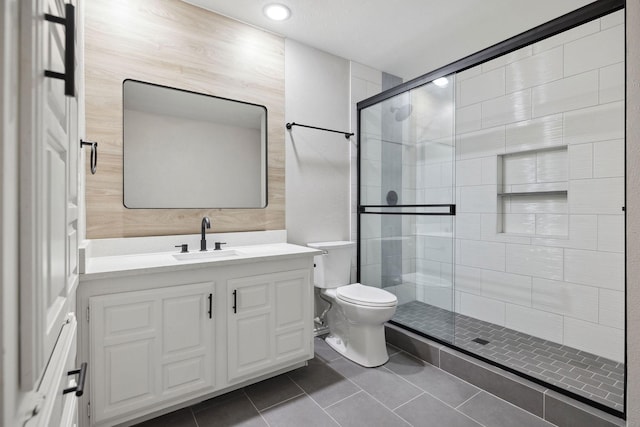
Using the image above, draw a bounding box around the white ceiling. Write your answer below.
[182,0,595,80]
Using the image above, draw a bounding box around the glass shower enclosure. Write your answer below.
[357,2,625,416]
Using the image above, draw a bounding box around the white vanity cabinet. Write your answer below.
[227,269,312,383]
[77,244,317,427]
[89,282,215,425]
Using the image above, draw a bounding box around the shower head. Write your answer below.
[390,104,413,122]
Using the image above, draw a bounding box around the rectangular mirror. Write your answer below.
[123,79,267,208]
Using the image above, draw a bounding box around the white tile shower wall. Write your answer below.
[453,11,625,361]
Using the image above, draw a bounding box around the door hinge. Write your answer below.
[86,306,90,322]
[87,401,91,418]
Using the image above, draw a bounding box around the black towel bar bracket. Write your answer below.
[286,122,354,139]
[44,3,75,97]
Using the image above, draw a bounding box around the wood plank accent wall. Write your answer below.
[84,0,285,238]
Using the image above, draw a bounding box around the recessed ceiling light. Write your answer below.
[263,4,291,21]
[433,77,449,87]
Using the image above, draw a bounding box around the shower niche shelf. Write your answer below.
[497,146,568,237]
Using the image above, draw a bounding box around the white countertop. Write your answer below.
[81,243,321,280]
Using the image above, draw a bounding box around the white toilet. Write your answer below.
[308,241,398,367]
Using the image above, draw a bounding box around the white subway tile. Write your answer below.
[459,292,505,326]
[536,214,568,237]
[564,101,624,145]
[456,158,482,186]
[366,238,382,265]
[424,236,454,264]
[459,68,506,107]
[593,139,624,178]
[460,185,497,213]
[482,46,533,72]
[455,291,462,312]
[599,62,624,103]
[423,285,454,311]
[509,193,567,214]
[509,182,567,193]
[506,244,564,280]
[455,213,482,240]
[460,239,506,271]
[482,90,532,128]
[506,47,563,92]
[565,248,624,290]
[503,152,537,186]
[481,214,533,244]
[482,270,532,306]
[457,126,505,160]
[481,156,498,185]
[568,143,593,179]
[569,177,624,215]
[456,104,482,134]
[532,278,598,322]
[564,317,624,362]
[533,19,600,54]
[532,71,598,118]
[536,148,567,183]
[456,65,482,82]
[597,215,625,253]
[503,213,535,235]
[424,187,455,205]
[565,25,624,76]
[505,114,563,153]
[455,265,483,295]
[361,212,382,239]
[599,289,624,329]
[601,10,624,30]
[360,263,381,287]
[532,215,597,250]
[505,304,564,343]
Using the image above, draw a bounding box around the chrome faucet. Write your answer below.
[200,217,211,251]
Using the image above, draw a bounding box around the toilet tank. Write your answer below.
[308,241,356,288]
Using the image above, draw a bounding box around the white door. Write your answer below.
[19,0,82,425]
[90,282,215,425]
[227,269,312,382]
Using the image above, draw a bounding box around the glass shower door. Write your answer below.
[358,76,456,344]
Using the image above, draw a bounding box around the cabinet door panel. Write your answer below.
[91,281,214,424]
[107,340,155,406]
[228,270,312,382]
[163,294,204,354]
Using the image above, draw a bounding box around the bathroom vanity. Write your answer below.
[77,238,319,426]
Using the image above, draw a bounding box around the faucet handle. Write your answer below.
[214,242,227,251]
[175,244,189,253]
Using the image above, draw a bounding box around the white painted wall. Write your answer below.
[625,2,640,425]
[284,39,351,246]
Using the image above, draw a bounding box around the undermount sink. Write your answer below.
[172,249,240,261]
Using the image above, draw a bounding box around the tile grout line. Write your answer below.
[324,360,412,425]
[243,388,274,427]
[322,389,364,410]
[454,390,483,410]
[189,407,200,427]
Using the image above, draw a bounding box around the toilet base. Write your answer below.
[324,323,389,368]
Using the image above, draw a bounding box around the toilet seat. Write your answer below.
[336,283,397,307]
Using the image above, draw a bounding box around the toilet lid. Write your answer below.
[336,284,398,307]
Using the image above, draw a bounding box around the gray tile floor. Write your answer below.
[393,300,625,411]
[134,337,557,427]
